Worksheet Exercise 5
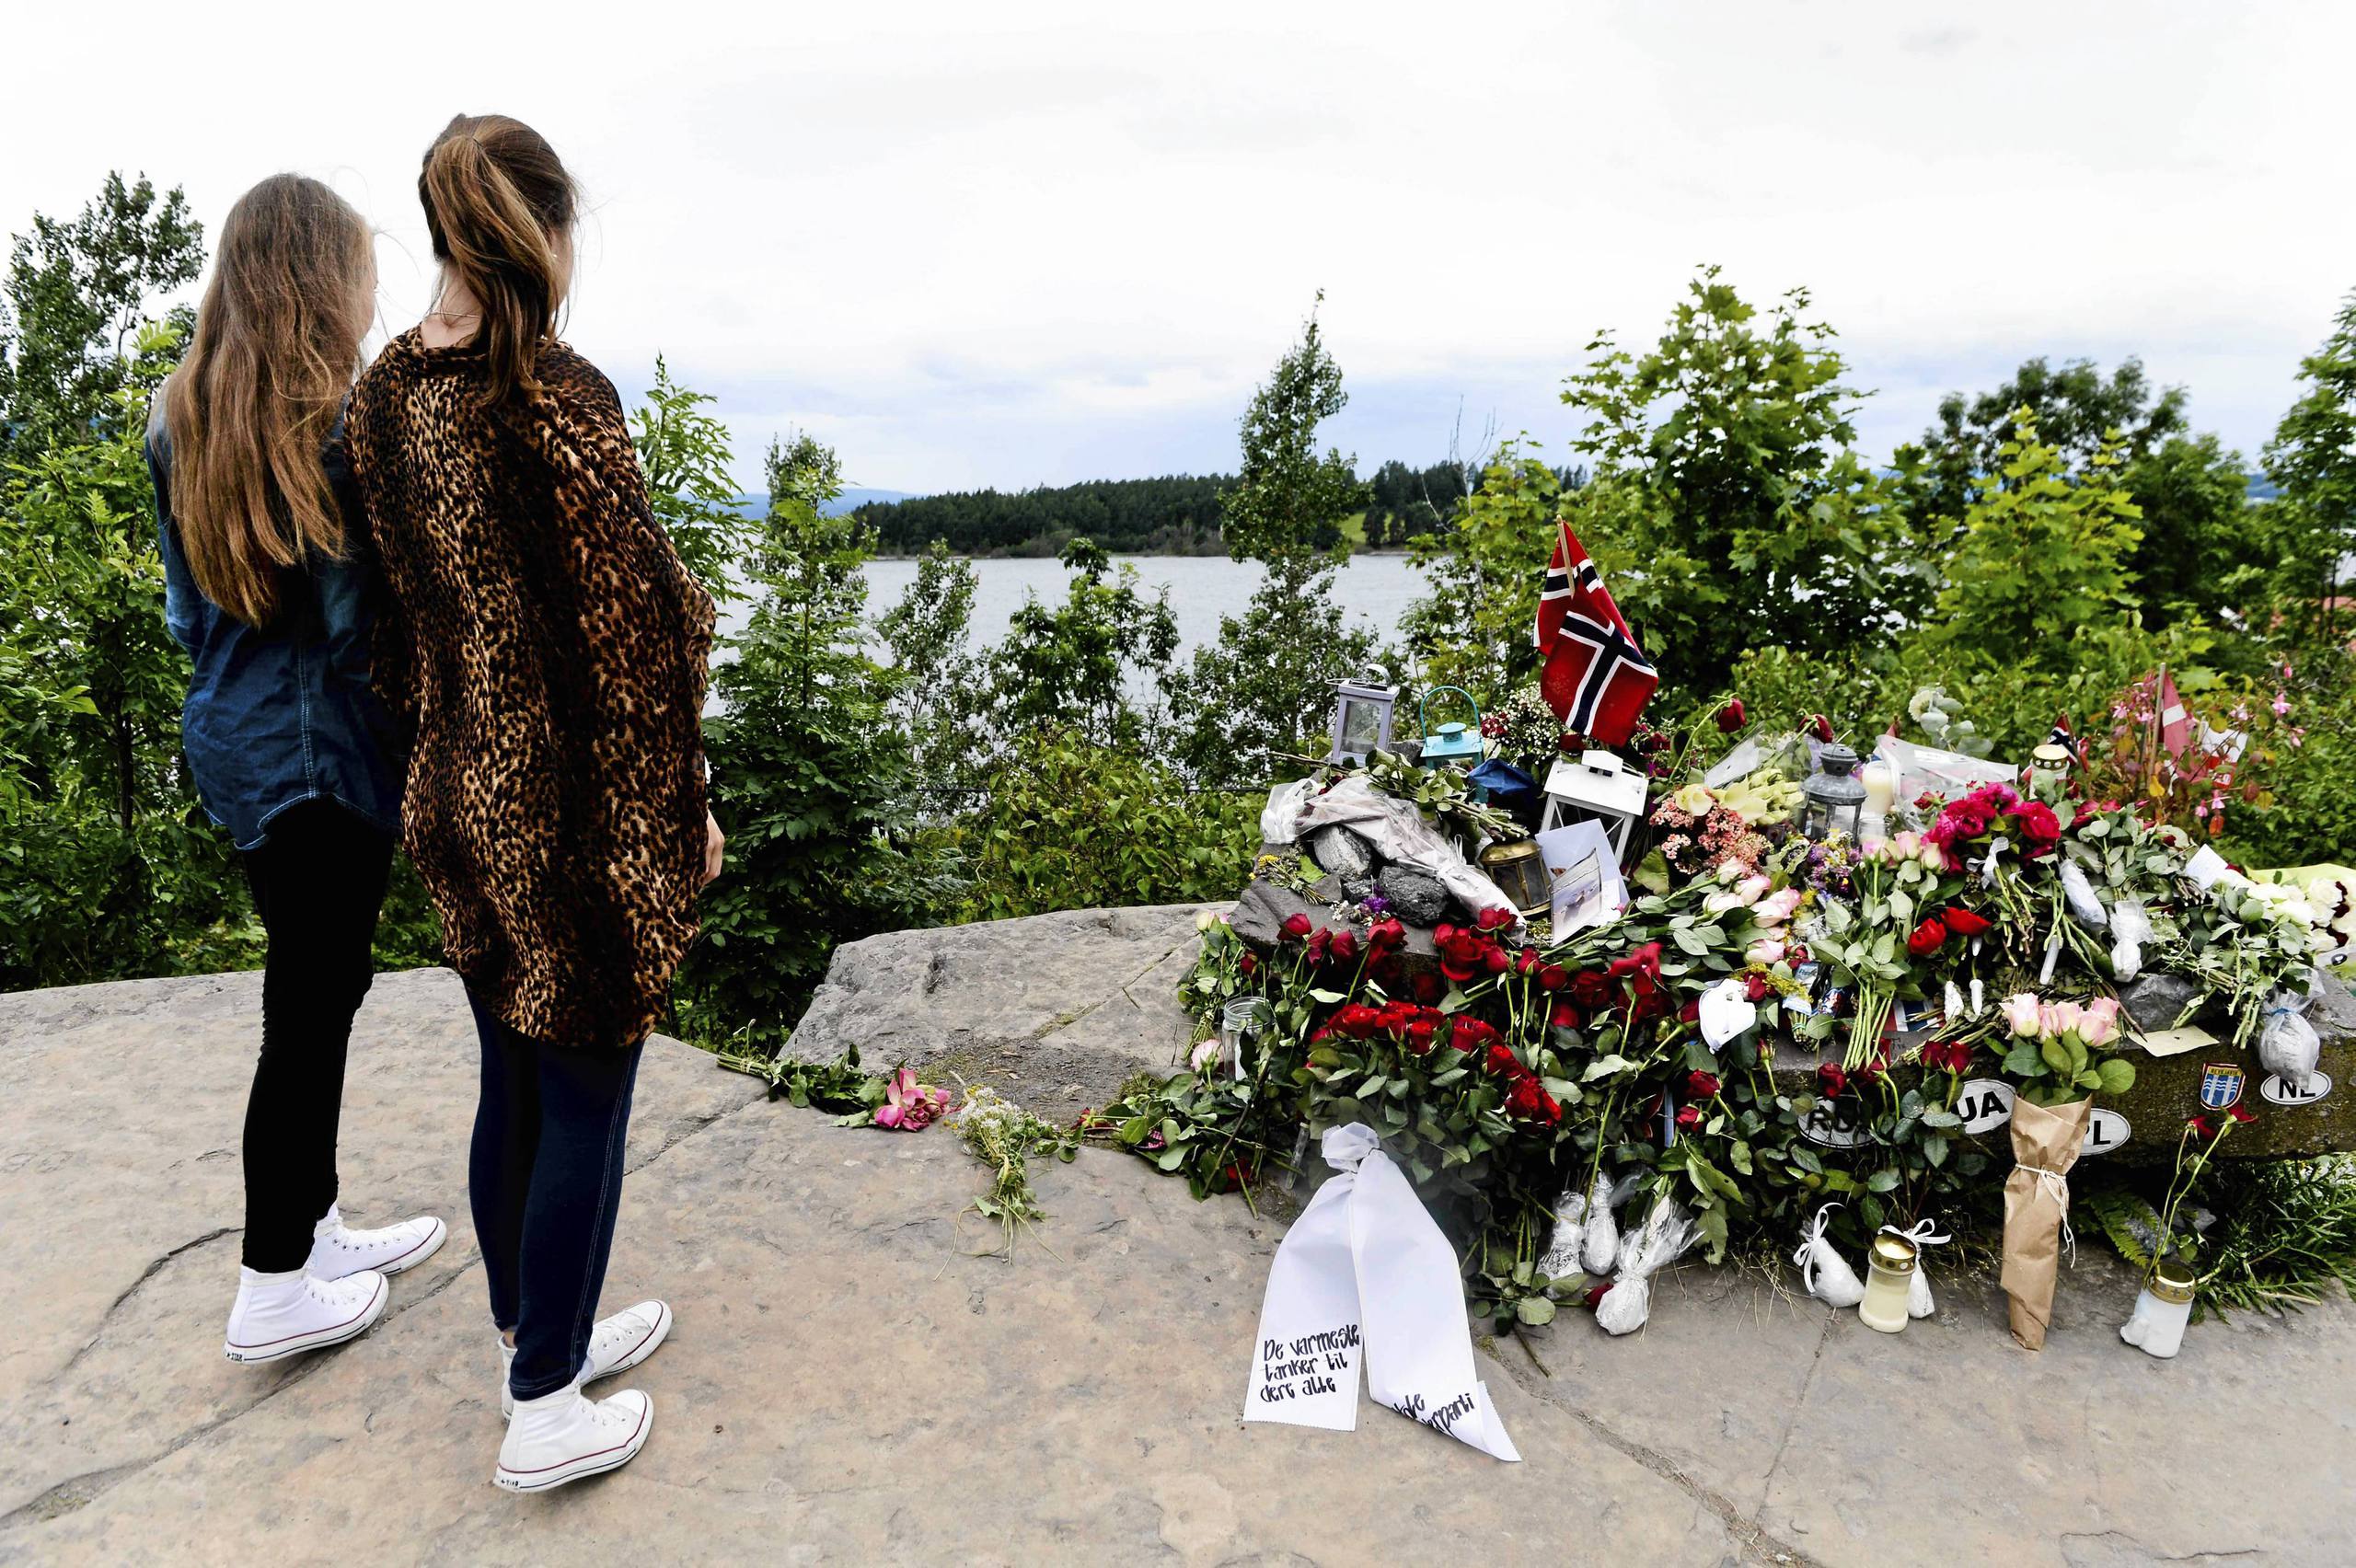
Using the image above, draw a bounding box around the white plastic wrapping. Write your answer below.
[1536,1178,1594,1281]
[1595,1194,1700,1336]
[2058,860,2110,930]
[1791,1203,1865,1308]
[1580,1169,1622,1276]
[2109,897,2154,983]
[1272,775,1520,926]
[2257,986,2322,1095]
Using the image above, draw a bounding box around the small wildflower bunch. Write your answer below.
[951,1087,1080,1254]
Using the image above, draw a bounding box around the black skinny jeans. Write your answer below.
[238,801,395,1272]
[467,989,644,1401]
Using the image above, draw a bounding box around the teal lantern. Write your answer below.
[1417,686,1485,770]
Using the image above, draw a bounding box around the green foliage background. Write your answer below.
[3,176,2352,1053]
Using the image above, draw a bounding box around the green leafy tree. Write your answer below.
[1164,554,1379,783]
[680,432,955,1050]
[1901,355,2189,525]
[2120,432,2267,632]
[1400,442,1568,698]
[956,729,1260,921]
[629,354,760,604]
[989,537,1177,751]
[2263,290,2356,649]
[876,539,987,787]
[1924,410,2144,672]
[1,173,202,460]
[1161,295,1376,779]
[1219,292,1365,565]
[1561,268,1910,693]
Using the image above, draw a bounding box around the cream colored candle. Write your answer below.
[1860,758,1898,818]
[1858,1233,1917,1332]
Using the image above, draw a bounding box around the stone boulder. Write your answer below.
[788,904,1218,1118]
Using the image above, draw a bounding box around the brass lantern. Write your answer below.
[1478,838,1552,918]
[1325,667,1398,768]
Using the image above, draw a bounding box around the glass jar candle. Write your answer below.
[1220,997,1272,1079]
[2119,1256,2197,1359]
[1858,1232,1918,1333]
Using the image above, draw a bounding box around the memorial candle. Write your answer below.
[1858,1233,1917,1333]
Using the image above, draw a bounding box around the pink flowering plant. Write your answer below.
[875,1066,949,1130]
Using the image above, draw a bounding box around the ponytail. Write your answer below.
[418,113,578,406]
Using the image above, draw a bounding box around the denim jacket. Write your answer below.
[147,406,404,850]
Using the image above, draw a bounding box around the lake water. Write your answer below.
[720,552,1430,668]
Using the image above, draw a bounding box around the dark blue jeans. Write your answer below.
[466,990,644,1401]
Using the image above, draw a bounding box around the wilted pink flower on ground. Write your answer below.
[875,1066,948,1131]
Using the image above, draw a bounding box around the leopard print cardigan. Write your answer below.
[347,331,715,1049]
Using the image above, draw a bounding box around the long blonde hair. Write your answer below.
[164,174,375,628]
[419,113,579,407]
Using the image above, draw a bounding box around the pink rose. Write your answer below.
[1745,939,1785,965]
[2000,992,2044,1037]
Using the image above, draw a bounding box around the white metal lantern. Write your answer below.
[1325,666,1398,767]
[1540,749,1649,867]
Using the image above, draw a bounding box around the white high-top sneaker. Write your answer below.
[306,1204,448,1281]
[224,1266,389,1364]
[499,1300,673,1417]
[493,1383,653,1493]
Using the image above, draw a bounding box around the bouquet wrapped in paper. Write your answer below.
[2001,1094,2093,1350]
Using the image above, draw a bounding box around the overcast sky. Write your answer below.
[6,2,2350,495]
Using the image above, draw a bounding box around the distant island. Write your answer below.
[721,463,1482,558]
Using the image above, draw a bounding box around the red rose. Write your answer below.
[1369,918,1406,951]
[1240,952,1258,976]
[2227,1101,2257,1125]
[1678,998,1702,1025]
[1538,962,1567,991]
[1742,972,1773,1003]
[1484,1043,1523,1078]
[1306,928,1331,963]
[1404,1019,1438,1054]
[1569,970,1614,1009]
[1327,928,1360,963]
[1505,1077,1562,1124]
[1517,949,1540,975]
[1484,945,1509,976]
[1334,1004,1383,1040]
[2186,1113,2216,1140]
[1855,1050,1888,1083]
[1685,1070,1721,1099]
[1941,907,1992,939]
[1475,905,1515,933]
[1717,698,1748,732]
[1451,1017,1501,1052]
[1674,1102,1703,1131]
[2007,800,2062,854]
[1281,913,1312,940]
[1435,927,1488,983]
[1548,1000,1582,1032]
[1816,1062,1847,1097]
[1809,712,1835,743]
[1584,1280,1615,1309]
[1411,972,1445,1005]
[1920,1039,1969,1073]
[1906,917,1948,957]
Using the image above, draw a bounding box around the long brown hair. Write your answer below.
[164,175,375,628]
[419,113,579,406]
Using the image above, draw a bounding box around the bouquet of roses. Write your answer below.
[1995,991,2135,1104]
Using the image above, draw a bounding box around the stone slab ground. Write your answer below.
[3,957,2351,1566]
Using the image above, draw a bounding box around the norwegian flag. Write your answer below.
[1535,520,1657,747]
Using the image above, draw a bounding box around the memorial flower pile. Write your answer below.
[1112,677,2347,1343]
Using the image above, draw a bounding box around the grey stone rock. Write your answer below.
[5,958,2352,1563]
[1378,866,1450,927]
[790,903,1218,1117]
[1304,824,1375,881]
[2120,972,2204,1032]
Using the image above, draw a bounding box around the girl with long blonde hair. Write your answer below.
[151,173,446,1366]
